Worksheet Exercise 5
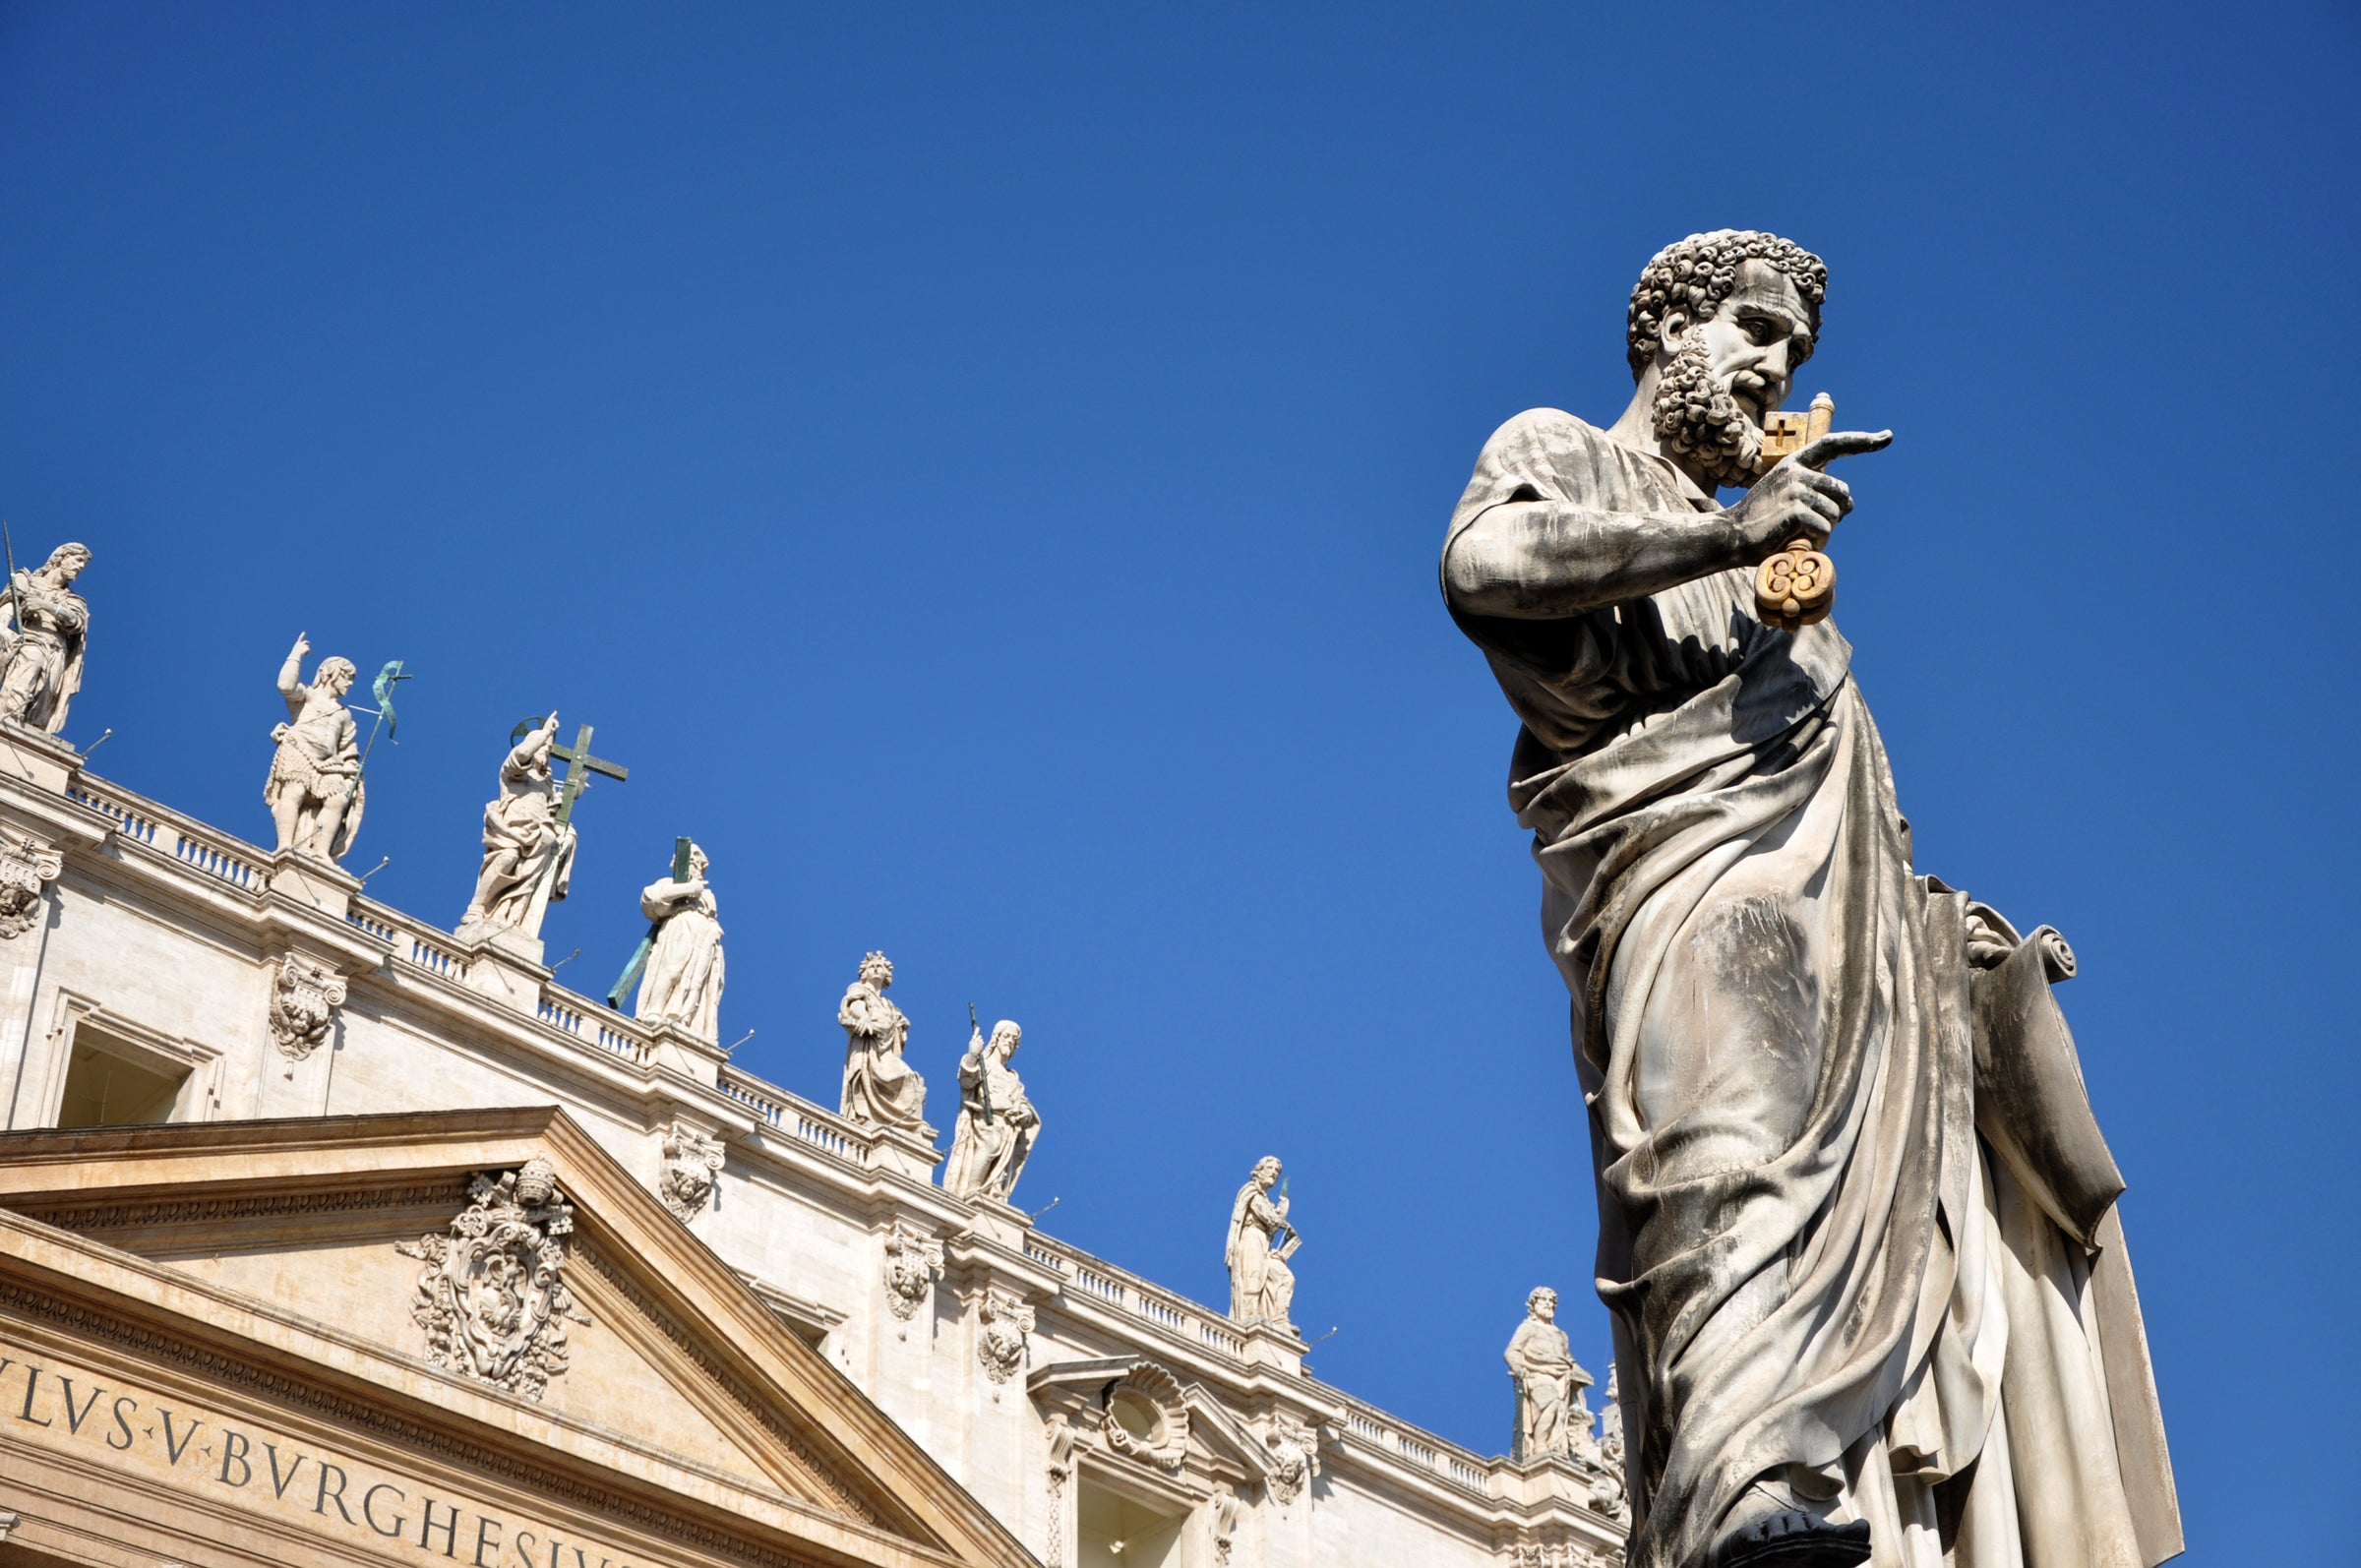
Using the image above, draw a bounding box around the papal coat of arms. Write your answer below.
[394,1156,590,1400]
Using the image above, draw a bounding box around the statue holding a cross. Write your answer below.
[457,711,628,945]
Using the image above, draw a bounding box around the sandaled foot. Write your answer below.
[1703,1509,1871,1568]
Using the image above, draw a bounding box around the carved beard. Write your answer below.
[1651,327,1766,489]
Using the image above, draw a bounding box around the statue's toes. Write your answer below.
[1705,1510,1871,1568]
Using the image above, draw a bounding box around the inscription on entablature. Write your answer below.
[0,1337,684,1568]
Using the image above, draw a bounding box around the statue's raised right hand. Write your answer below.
[1726,429,1893,559]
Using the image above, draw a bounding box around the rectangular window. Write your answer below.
[1077,1478,1185,1568]
[54,1026,191,1127]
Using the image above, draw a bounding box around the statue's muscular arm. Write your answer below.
[1445,500,1748,618]
[1443,431,1884,619]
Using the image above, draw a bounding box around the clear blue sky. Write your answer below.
[3,4,2352,1558]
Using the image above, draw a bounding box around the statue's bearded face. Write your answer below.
[1649,260,1817,490]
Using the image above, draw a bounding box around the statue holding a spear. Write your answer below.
[265,632,408,863]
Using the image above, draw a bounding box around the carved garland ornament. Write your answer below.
[976,1286,1034,1383]
[0,833,63,940]
[881,1221,943,1320]
[268,953,348,1060]
[659,1123,726,1222]
[394,1157,590,1400]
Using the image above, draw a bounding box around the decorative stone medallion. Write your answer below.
[1098,1359,1188,1470]
[394,1156,589,1400]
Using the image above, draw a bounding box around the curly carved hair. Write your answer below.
[1626,230,1827,380]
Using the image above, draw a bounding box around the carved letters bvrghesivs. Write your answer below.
[0,833,63,940]
[394,1157,589,1400]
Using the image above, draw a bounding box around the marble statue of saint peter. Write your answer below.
[1442,232,2179,1568]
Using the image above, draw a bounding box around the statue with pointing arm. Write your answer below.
[1442,231,2180,1568]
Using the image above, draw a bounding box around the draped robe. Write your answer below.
[1442,410,2179,1568]
[636,879,725,1039]
[943,1042,1038,1201]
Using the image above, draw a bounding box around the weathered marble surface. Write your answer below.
[635,842,725,1038]
[838,952,928,1131]
[460,713,575,940]
[1224,1156,1298,1326]
[0,542,91,735]
[1442,229,2178,1568]
[265,634,364,861]
[1506,1288,1594,1464]
[943,1020,1038,1202]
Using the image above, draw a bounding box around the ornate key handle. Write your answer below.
[1754,392,1838,632]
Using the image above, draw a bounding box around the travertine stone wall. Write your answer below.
[0,750,1628,1568]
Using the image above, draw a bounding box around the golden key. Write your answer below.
[1754,392,1838,632]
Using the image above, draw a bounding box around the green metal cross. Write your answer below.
[512,717,629,825]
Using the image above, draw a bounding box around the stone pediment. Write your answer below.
[0,1106,1037,1568]
[1027,1355,1278,1486]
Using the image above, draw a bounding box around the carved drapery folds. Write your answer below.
[1098,1359,1188,1470]
[1504,1286,1596,1463]
[1211,1490,1240,1568]
[976,1286,1034,1382]
[1263,1416,1319,1507]
[0,833,63,940]
[268,954,348,1060]
[881,1221,943,1320]
[658,1123,726,1222]
[393,1157,589,1401]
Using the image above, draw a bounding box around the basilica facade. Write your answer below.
[0,694,1627,1567]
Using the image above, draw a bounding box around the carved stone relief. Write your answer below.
[1509,1538,1603,1568]
[1211,1491,1240,1568]
[393,1157,590,1401]
[976,1286,1034,1383]
[268,954,348,1061]
[0,833,63,939]
[1044,1418,1079,1568]
[658,1123,726,1223]
[1098,1359,1188,1470]
[881,1221,943,1320]
[1263,1416,1319,1507]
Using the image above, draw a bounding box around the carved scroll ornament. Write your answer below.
[1264,1416,1319,1506]
[268,954,348,1061]
[976,1287,1034,1383]
[0,833,63,940]
[882,1221,943,1320]
[658,1123,725,1223]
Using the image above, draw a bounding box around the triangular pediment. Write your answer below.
[0,1107,1038,1568]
